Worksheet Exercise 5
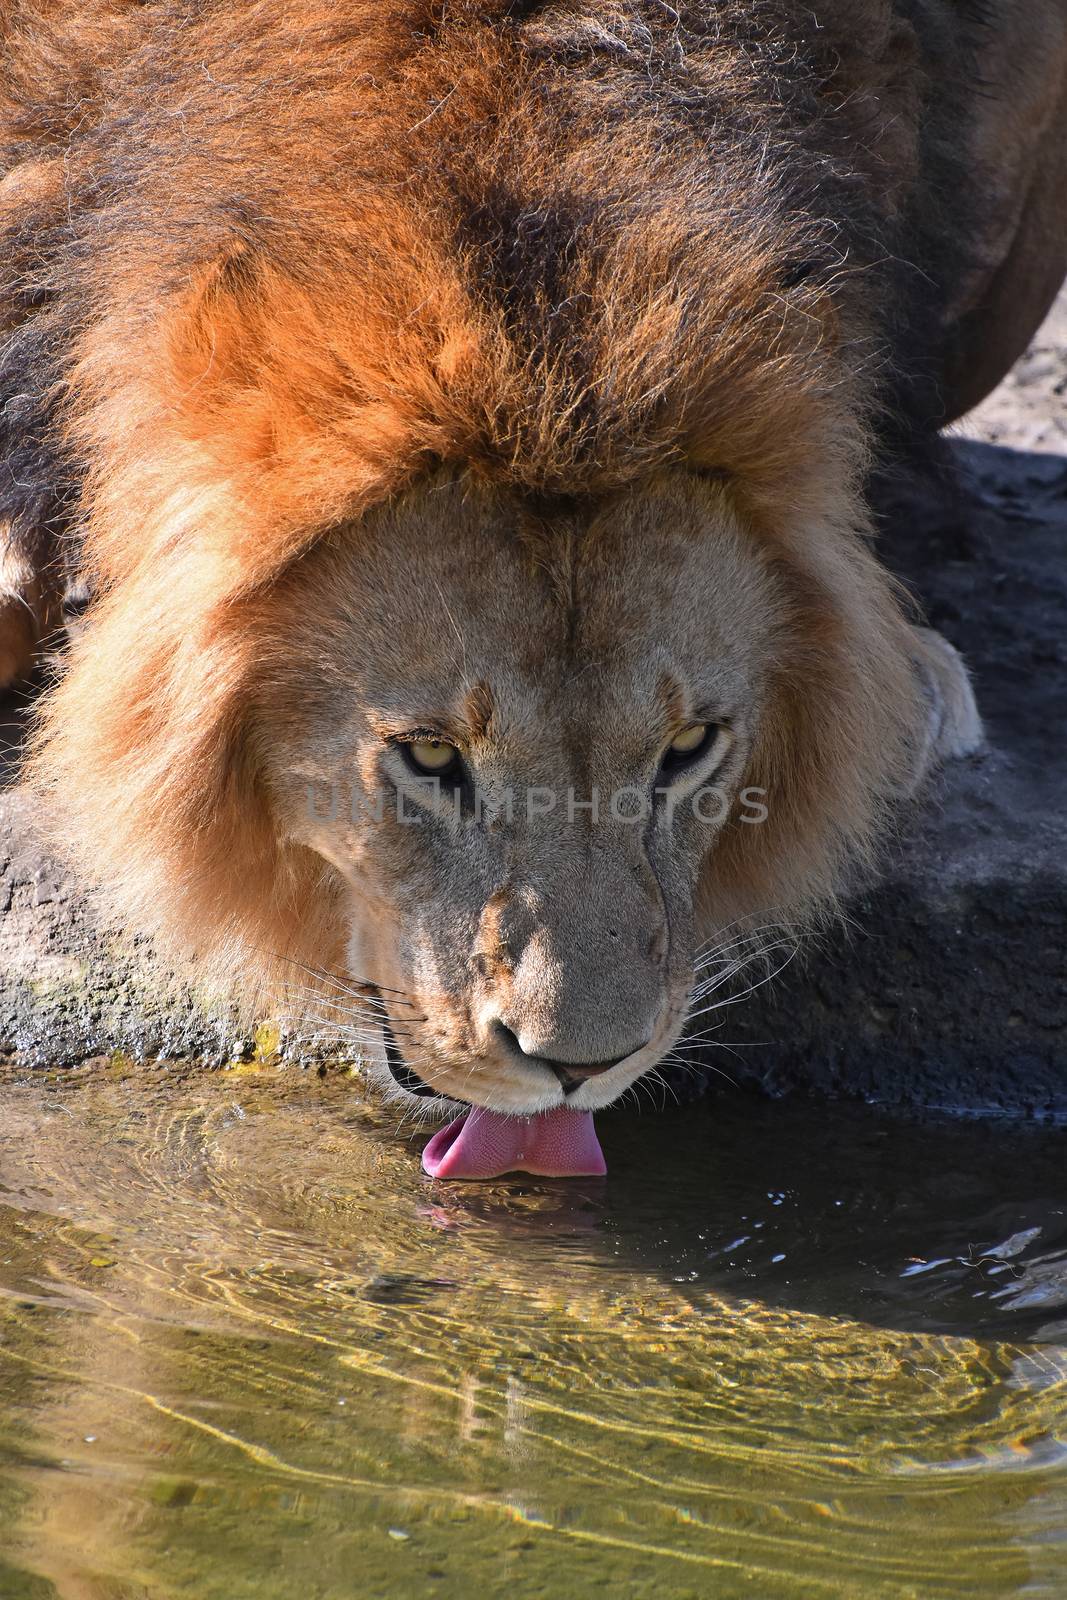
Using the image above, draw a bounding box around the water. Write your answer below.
[0,1063,1066,1599]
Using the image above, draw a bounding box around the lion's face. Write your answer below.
[261,473,785,1114]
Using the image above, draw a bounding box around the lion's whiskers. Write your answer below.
[277,955,423,1008]
[275,923,796,1121]
[686,946,798,1025]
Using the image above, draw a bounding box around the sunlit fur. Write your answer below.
[3,2,1061,1108]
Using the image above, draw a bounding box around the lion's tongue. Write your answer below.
[421,1105,606,1180]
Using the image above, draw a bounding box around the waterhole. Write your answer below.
[1,1064,1065,1598]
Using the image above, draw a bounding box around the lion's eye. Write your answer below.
[659,722,722,778]
[669,723,710,756]
[404,738,462,778]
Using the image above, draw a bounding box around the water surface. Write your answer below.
[1,1063,1066,1598]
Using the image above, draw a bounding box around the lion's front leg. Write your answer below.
[0,521,64,690]
[906,625,984,790]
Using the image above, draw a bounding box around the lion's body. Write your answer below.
[2,5,1065,578]
[0,3,1063,1109]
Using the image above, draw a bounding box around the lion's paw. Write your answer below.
[909,625,984,782]
[0,593,42,690]
[0,537,61,691]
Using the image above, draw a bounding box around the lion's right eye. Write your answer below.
[403,738,463,779]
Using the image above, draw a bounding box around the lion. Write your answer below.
[1,3,1064,1142]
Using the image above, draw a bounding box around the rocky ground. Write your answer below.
[737,294,1067,1114]
[1,295,1065,1112]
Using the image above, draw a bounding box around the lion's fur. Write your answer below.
[1,3,1063,1035]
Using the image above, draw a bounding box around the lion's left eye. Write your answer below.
[669,723,710,756]
[659,723,723,777]
[404,738,462,778]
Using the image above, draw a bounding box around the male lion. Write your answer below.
[1,4,1064,1149]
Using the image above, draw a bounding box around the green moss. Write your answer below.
[107,1049,134,1078]
[224,1021,283,1074]
[252,1022,282,1064]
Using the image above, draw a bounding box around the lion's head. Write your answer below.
[38,448,968,1119]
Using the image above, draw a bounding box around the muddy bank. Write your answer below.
[2,298,1064,1111]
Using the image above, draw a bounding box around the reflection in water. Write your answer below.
[0,1064,1065,1598]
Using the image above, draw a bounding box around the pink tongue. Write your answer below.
[421,1104,606,1180]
